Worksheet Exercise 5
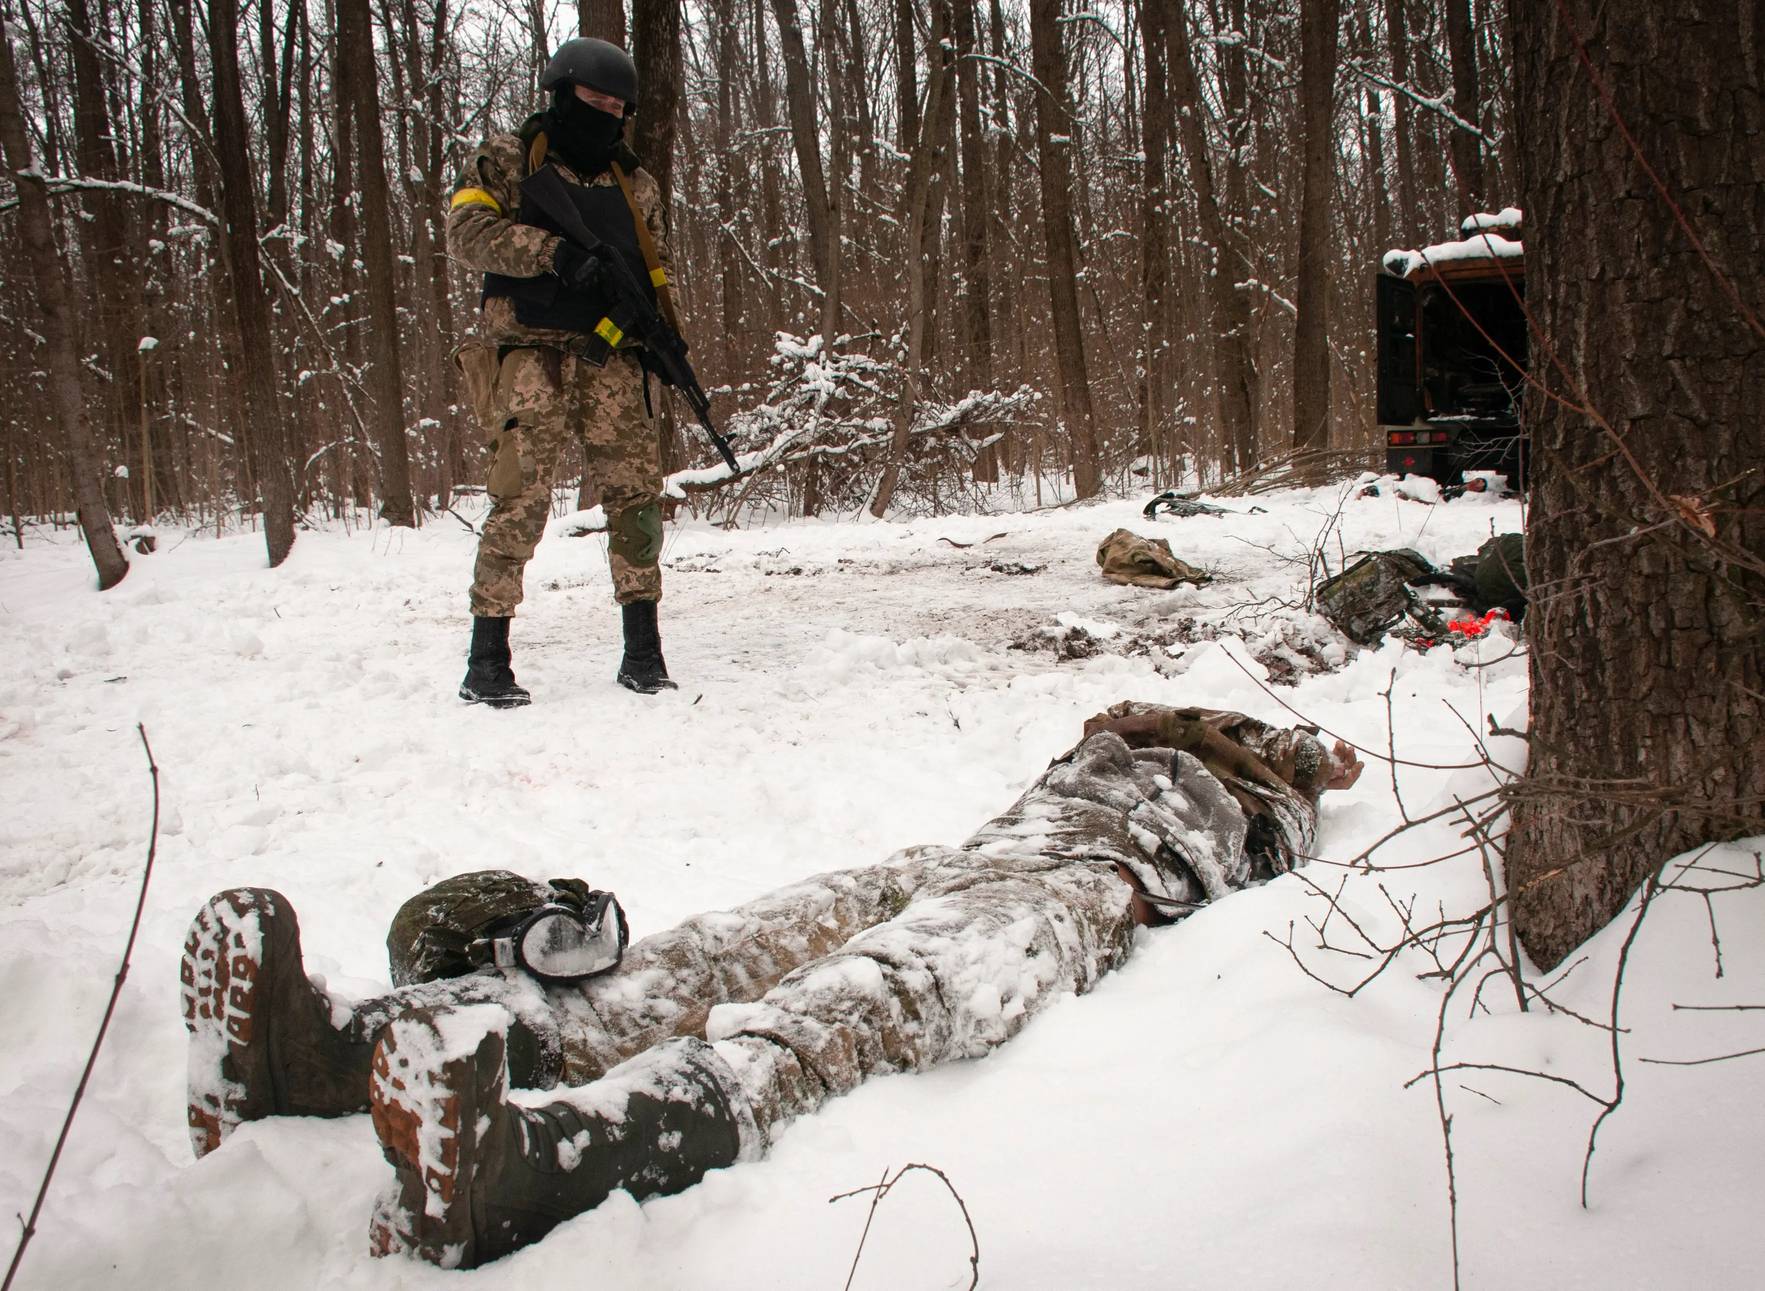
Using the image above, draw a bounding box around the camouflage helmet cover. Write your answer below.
[542,37,639,107]
[386,869,557,986]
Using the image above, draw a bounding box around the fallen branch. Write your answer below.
[830,1162,979,1291]
[3,725,160,1291]
[1638,1046,1765,1068]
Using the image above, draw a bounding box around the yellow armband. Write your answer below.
[450,187,503,214]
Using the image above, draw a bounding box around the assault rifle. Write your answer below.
[522,165,740,474]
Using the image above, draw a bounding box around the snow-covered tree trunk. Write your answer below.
[1291,0,1341,452]
[207,0,297,565]
[0,11,128,589]
[769,0,840,347]
[1028,0,1101,499]
[1166,5,1257,475]
[337,0,416,527]
[1442,0,1484,211]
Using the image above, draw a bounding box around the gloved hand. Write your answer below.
[553,241,611,294]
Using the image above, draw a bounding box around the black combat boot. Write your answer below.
[615,598,678,693]
[368,1007,743,1268]
[181,889,377,1158]
[459,615,532,708]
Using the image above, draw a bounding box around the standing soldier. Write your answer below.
[448,38,679,706]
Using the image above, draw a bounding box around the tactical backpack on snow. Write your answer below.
[1313,549,1436,645]
[1451,532,1527,619]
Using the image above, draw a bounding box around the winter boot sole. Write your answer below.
[180,889,280,1158]
[368,1006,506,1267]
[458,683,532,708]
[181,888,374,1159]
[615,666,678,694]
[368,1010,745,1268]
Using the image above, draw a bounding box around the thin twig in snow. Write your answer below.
[2,725,160,1291]
[830,1162,979,1291]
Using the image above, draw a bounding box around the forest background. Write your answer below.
[0,0,1504,544]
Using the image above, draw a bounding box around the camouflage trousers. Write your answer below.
[373,723,1318,1153]
[470,346,661,617]
[379,843,1136,1157]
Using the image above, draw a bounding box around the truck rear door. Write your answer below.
[1375,273,1420,426]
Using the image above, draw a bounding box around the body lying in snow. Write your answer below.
[181,702,1361,1268]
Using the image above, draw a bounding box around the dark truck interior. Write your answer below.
[1377,266,1528,486]
[1419,279,1527,420]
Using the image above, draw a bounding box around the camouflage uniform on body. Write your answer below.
[447,133,672,614]
[182,704,1352,1266]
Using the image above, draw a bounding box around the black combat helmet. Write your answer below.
[541,37,639,110]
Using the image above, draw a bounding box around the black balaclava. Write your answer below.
[545,85,625,176]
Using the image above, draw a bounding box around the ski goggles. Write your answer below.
[470,890,628,984]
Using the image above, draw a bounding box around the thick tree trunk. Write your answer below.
[65,0,141,513]
[1028,0,1101,499]
[207,0,297,565]
[260,0,297,235]
[633,0,685,479]
[984,0,1018,473]
[1137,0,1173,471]
[328,0,364,504]
[871,0,954,517]
[1167,6,1256,474]
[138,0,179,517]
[578,0,627,41]
[0,14,128,588]
[1383,0,1419,245]
[840,0,877,199]
[714,0,743,370]
[1357,0,1390,256]
[893,0,920,155]
[1291,0,1341,452]
[633,0,682,207]
[769,0,840,344]
[1506,0,1765,970]
[817,0,849,327]
[397,0,455,507]
[953,0,996,482]
[1443,0,1483,212]
[338,0,417,525]
[751,0,786,284]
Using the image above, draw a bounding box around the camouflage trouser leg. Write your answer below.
[534,844,1136,1156]
[470,347,578,618]
[370,842,1131,1115]
[576,352,663,605]
[547,851,938,1083]
[372,856,943,1088]
[468,349,659,617]
[703,848,1135,1150]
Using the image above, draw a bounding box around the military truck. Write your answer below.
[1375,210,1527,487]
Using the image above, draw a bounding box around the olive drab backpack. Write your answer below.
[1313,549,1436,645]
[1451,532,1528,619]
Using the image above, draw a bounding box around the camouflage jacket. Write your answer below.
[969,704,1326,919]
[447,129,671,350]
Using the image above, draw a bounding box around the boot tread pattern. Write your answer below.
[179,890,269,1157]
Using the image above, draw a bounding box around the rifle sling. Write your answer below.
[610,161,682,336]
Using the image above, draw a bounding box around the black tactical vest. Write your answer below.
[480,165,658,339]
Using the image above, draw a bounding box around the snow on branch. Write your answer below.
[660,333,1037,507]
[1342,60,1488,140]
[0,176,219,226]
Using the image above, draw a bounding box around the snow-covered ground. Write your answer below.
[1,482,1758,1289]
